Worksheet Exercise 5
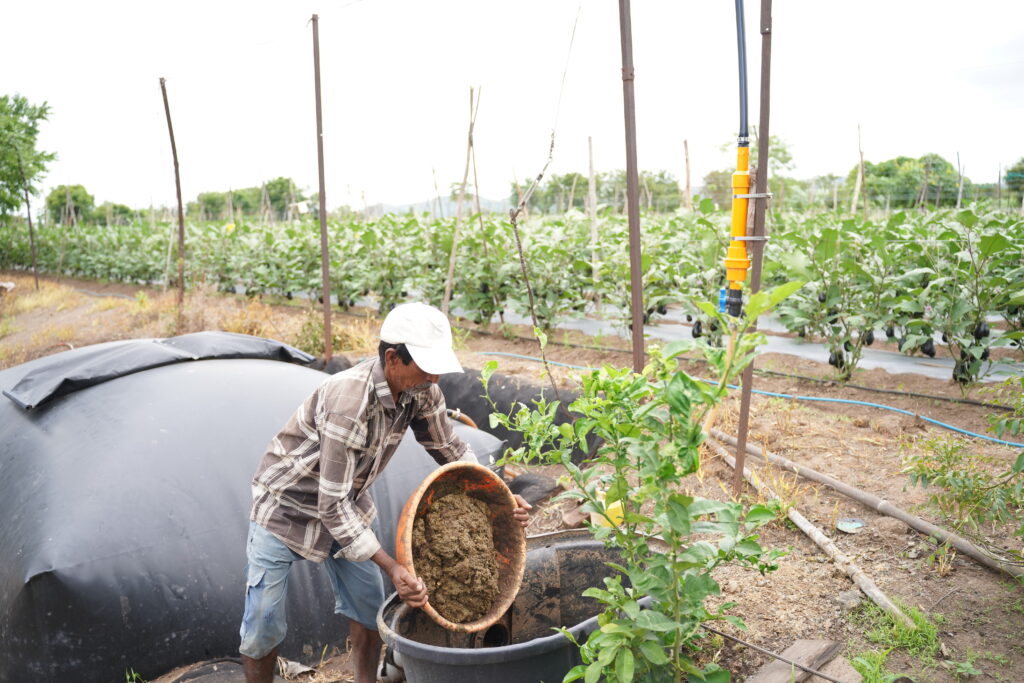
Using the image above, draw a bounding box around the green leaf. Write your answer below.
[956,209,979,228]
[605,478,629,505]
[699,197,715,214]
[584,660,602,683]
[979,233,1011,259]
[744,504,777,527]
[563,664,587,682]
[615,649,635,683]
[744,280,804,321]
[1013,452,1024,474]
[638,640,669,666]
[481,360,498,387]
[666,372,691,416]
[634,610,677,632]
[662,339,696,360]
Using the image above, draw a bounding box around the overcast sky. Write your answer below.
[4,0,1023,210]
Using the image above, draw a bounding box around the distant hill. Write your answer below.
[364,196,510,217]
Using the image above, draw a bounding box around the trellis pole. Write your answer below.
[159,77,186,332]
[311,14,332,362]
[731,0,774,497]
[617,0,645,373]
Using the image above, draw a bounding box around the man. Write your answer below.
[239,302,530,683]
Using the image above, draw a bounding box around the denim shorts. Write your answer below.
[239,521,385,659]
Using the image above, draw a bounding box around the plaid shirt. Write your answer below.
[250,358,474,563]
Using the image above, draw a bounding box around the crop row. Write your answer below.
[1,205,1021,383]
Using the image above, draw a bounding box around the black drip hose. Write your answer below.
[734,0,749,145]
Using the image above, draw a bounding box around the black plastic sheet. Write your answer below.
[0,338,501,682]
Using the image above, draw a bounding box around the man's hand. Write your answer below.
[513,494,532,527]
[390,564,428,608]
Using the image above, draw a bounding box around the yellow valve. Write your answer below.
[724,145,751,294]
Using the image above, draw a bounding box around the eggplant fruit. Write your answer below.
[921,339,936,357]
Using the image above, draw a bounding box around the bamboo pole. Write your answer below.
[711,429,1024,581]
[311,14,332,362]
[731,0,773,497]
[159,77,186,332]
[683,139,693,211]
[442,87,480,315]
[708,439,917,629]
[617,0,645,373]
[956,153,964,210]
[587,136,600,313]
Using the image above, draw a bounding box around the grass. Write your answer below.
[6,279,80,315]
[850,648,903,683]
[848,599,944,681]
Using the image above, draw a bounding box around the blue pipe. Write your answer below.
[475,351,1024,449]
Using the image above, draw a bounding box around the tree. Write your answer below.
[0,94,56,224]
[1006,157,1024,202]
[848,153,962,208]
[264,177,304,219]
[46,184,95,225]
[699,169,733,209]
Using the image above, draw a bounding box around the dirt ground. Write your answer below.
[3,271,1023,683]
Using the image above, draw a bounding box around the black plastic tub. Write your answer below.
[377,529,633,683]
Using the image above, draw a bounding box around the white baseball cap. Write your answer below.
[379,302,464,375]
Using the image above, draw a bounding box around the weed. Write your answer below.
[8,281,79,315]
[855,600,940,659]
[293,307,377,357]
[947,654,984,680]
[0,315,15,339]
[222,298,278,338]
[89,296,123,313]
[850,649,903,683]
[124,668,147,683]
[450,323,472,352]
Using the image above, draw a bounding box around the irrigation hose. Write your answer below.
[474,351,1024,449]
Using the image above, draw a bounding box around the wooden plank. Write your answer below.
[746,639,843,683]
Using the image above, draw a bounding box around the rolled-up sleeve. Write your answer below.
[318,413,381,562]
[411,385,475,466]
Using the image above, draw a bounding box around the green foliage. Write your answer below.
[513,169,681,215]
[483,287,800,682]
[1005,157,1024,201]
[1,205,1021,386]
[851,152,963,208]
[45,184,95,225]
[0,93,55,223]
[904,378,1024,567]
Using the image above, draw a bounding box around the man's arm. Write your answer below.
[370,548,428,607]
[409,385,475,465]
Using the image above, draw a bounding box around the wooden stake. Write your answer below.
[442,86,481,315]
[588,136,600,312]
[617,0,645,373]
[683,139,693,211]
[159,77,186,331]
[849,124,863,215]
[311,14,332,361]
[956,152,964,210]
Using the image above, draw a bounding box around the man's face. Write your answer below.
[384,349,439,398]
